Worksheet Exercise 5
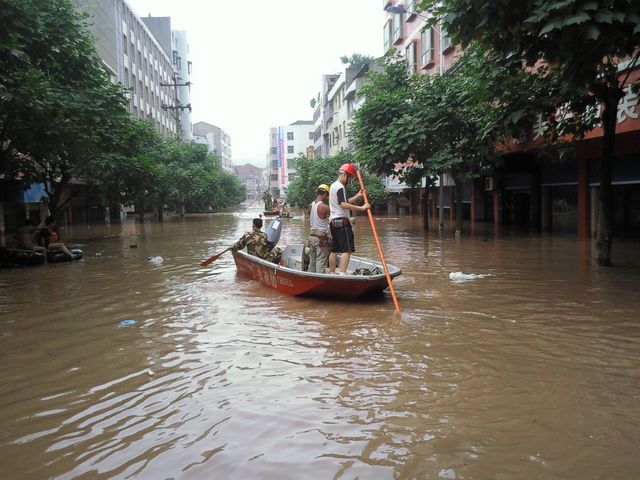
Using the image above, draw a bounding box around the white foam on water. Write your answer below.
[449,271,492,283]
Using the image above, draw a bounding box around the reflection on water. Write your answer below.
[1,207,639,479]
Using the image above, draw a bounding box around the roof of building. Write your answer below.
[234,163,264,176]
[290,120,313,126]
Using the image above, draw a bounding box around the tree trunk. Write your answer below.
[157,195,165,223]
[596,86,622,267]
[454,176,464,237]
[135,199,145,223]
[422,183,429,231]
[438,172,445,231]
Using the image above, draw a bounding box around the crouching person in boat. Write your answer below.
[306,184,331,273]
[231,218,282,264]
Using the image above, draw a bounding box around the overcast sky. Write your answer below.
[126,0,383,167]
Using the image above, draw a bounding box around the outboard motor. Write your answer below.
[265,218,282,251]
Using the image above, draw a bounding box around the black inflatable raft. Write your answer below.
[0,248,83,267]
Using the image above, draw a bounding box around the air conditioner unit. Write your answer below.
[485,177,494,191]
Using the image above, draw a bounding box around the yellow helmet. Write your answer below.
[317,184,330,194]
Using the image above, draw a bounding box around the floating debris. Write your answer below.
[449,271,492,283]
[148,256,164,265]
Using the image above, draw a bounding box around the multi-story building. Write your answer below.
[75,0,180,138]
[141,17,193,140]
[383,0,460,76]
[267,121,315,197]
[313,74,339,159]
[325,67,362,157]
[233,164,264,201]
[193,122,233,173]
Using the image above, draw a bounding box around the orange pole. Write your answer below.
[356,170,401,313]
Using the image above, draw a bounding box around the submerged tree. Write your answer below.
[419,0,640,263]
[351,46,562,235]
[0,0,131,220]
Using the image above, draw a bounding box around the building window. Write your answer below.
[442,27,453,52]
[406,41,417,74]
[392,14,403,44]
[309,132,314,140]
[287,158,296,169]
[421,28,435,67]
[287,146,294,154]
[406,0,417,16]
[287,132,294,140]
[271,174,278,181]
[272,160,278,168]
[383,20,392,52]
[270,147,277,154]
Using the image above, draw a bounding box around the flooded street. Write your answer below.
[1,205,639,479]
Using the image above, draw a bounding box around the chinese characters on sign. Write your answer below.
[617,84,639,123]
[532,82,639,141]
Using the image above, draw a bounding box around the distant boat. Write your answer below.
[232,245,401,299]
[263,209,280,216]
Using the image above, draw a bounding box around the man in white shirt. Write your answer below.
[328,163,370,273]
[307,184,331,273]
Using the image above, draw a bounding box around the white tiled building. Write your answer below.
[75,0,183,138]
[267,121,315,198]
[193,122,233,173]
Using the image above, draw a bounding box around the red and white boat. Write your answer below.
[232,244,401,299]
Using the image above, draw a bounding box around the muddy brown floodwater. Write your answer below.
[1,204,639,479]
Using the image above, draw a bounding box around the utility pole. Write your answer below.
[160,74,191,141]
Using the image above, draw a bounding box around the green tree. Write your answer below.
[96,118,164,223]
[0,0,131,220]
[286,152,387,209]
[419,0,640,263]
[340,53,375,71]
[157,141,245,215]
[351,47,558,235]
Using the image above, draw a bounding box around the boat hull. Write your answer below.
[232,250,401,299]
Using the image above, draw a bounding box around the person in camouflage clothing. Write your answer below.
[262,191,273,211]
[231,218,282,263]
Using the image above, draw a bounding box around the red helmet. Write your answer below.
[339,163,356,176]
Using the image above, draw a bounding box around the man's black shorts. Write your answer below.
[329,218,355,253]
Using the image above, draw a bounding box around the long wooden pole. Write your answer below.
[356,170,401,313]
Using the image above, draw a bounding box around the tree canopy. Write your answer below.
[351,45,563,184]
[285,152,387,209]
[340,53,375,71]
[1,0,131,218]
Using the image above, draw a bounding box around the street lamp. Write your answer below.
[384,5,428,21]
